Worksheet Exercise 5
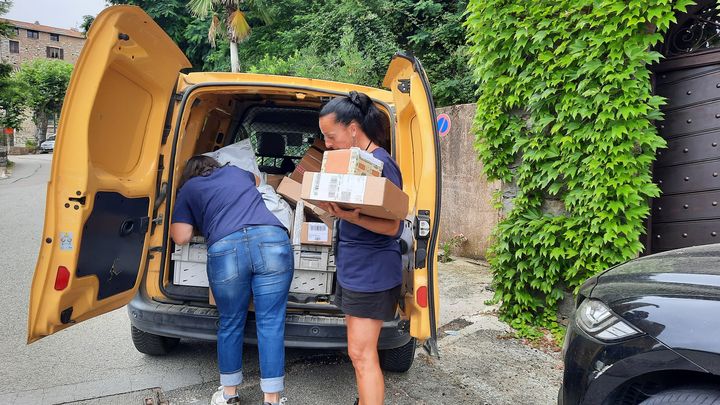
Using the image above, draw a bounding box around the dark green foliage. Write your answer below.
[386,0,475,106]
[465,0,695,337]
[14,59,73,142]
[110,0,475,105]
[0,1,13,37]
[80,15,94,36]
[108,0,222,70]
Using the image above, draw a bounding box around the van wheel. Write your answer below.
[640,386,720,404]
[131,325,180,356]
[379,338,416,372]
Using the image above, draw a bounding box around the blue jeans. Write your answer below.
[206,225,293,393]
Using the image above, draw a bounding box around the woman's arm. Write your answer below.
[318,202,401,237]
[170,223,194,245]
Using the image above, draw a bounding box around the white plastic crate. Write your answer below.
[171,241,209,287]
[171,237,338,294]
[291,245,336,294]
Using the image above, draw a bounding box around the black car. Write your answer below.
[560,244,720,404]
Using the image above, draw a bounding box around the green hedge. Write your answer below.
[465,0,694,337]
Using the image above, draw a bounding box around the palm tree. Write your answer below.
[188,0,272,72]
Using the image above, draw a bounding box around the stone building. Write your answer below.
[0,19,86,148]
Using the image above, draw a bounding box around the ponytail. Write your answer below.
[319,91,386,147]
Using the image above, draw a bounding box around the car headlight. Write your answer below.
[576,299,642,341]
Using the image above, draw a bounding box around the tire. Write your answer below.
[379,337,416,373]
[640,386,720,405]
[130,325,180,356]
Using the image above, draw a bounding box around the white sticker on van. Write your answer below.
[59,232,73,250]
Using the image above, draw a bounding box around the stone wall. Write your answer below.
[437,103,501,259]
[0,22,84,146]
[1,25,85,69]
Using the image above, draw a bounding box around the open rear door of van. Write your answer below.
[27,5,191,343]
[383,52,441,355]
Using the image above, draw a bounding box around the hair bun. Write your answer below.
[348,91,368,114]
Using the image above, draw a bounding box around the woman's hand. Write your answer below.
[318,202,361,223]
[316,202,401,236]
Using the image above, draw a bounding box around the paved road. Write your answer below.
[0,154,562,405]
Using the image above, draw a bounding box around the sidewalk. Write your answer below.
[0,154,52,186]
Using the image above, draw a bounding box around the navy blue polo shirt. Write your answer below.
[337,147,404,293]
[172,165,284,246]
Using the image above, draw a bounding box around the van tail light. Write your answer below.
[416,286,428,308]
[54,266,70,291]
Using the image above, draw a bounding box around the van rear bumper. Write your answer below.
[127,292,411,349]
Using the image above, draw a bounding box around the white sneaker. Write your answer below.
[210,386,241,405]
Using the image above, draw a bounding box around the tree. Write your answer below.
[242,0,476,103]
[108,0,224,71]
[0,1,13,36]
[0,74,27,144]
[80,15,94,37]
[0,0,15,177]
[385,0,475,106]
[187,0,273,72]
[106,0,476,104]
[248,28,375,85]
[14,60,73,145]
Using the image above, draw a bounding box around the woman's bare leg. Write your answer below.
[346,315,384,405]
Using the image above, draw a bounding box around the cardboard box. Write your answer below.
[321,147,383,177]
[289,138,327,183]
[265,174,285,189]
[301,222,332,246]
[301,172,409,220]
[277,176,334,226]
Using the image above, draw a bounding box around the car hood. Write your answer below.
[588,244,720,375]
[589,243,720,305]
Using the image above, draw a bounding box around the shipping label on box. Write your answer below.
[301,222,332,246]
[301,172,409,220]
[309,172,367,204]
[278,176,334,227]
[321,147,383,177]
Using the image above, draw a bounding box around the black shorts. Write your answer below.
[333,284,401,321]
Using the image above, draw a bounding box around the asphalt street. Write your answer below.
[0,154,562,405]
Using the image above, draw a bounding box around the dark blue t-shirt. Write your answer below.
[172,165,284,246]
[337,147,404,292]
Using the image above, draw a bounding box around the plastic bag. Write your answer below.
[257,183,294,231]
[203,139,261,179]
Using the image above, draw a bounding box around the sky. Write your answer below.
[6,0,108,30]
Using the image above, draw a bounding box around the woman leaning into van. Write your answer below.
[317,91,404,405]
[170,156,292,405]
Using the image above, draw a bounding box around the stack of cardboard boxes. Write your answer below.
[301,147,409,220]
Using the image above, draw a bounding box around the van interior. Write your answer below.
[158,88,412,318]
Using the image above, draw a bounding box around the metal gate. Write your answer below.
[647,1,720,253]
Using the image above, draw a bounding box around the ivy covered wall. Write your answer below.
[465,0,695,336]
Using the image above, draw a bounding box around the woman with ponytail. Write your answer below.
[317,91,404,405]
